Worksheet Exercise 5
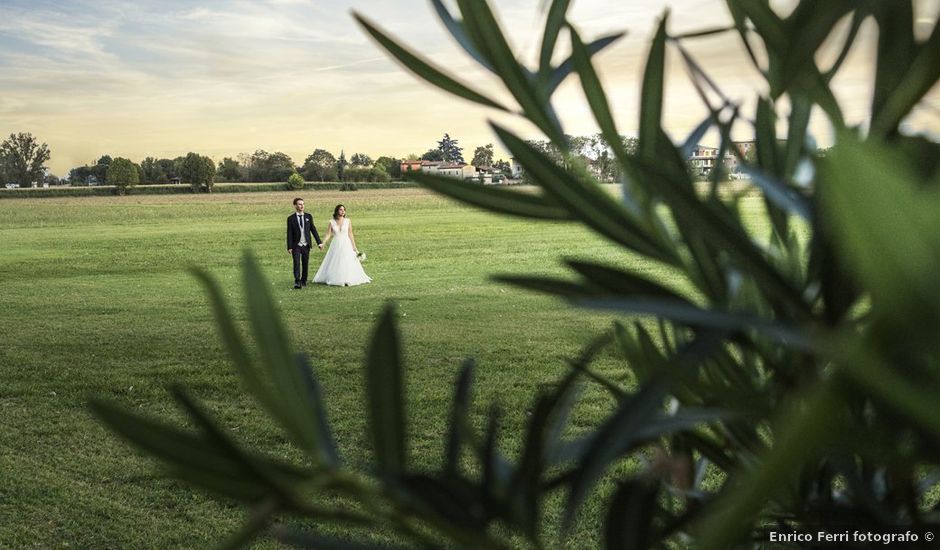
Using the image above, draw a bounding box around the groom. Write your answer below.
[287,197,323,289]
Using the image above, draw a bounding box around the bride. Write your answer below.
[312,204,372,286]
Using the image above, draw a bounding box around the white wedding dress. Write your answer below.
[313,218,371,286]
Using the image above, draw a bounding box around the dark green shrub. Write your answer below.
[339,182,358,191]
[93,1,940,548]
[343,167,390,182]
[287,172,304,190]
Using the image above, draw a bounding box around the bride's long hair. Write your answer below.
[332,204,345,220]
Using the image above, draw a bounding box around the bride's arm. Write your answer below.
[323,222,333,243]
[348,219,359,252]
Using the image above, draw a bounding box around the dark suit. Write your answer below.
[287,212,322,285]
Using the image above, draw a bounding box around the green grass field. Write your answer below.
[0,188,764,547]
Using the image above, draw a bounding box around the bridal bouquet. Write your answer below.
[356,251,366,262]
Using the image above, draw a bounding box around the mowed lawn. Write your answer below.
[0,188,763,547]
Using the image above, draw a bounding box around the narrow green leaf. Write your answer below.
[754,97,780,176]
[243,253,324,460]
[724,0,763,74]
[217,499,278,550]
[353,12,509,112]
[672,25,736,40]
[783,94,811,182]
[681,115,713,159]
[509,394,554,537]
[492,124,675,264]
[366,302,407,478]
[835,341,940,438]
[638,14,668,162]
[170,385,299,501]
[548,33,625,94]
[872,1,915,120]
[407,171,571,220]
[553,409,732,466]
[539,0,572,79]
[90,399,251,480]
[781,0,855,93]
[445,359,475,476]
[430,0,495,73]
[456,0,567,145]
[191,267,285,431]
[401,474,482,527]
[564,259,688,301]
[870,16,940,137]
[696,381,845,550]
[171,468,270,502]
[579,297,813,349]
[563,380,667,530]
[818,135,940,341]
[296,353,341,468]
[604,478,660,550]
[823,9,865,82]
[480,405,511,507]
[275,530,408,550]
[624,148,812,318]
[492,275,591,299]
[567,24,631,165]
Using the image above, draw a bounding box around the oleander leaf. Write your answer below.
[354,12,508,112]
[407,171,572,220]
[366,302,407,478]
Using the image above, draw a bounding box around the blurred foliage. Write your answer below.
[93,1,940,548]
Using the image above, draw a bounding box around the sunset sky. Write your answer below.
[2,0,938,176]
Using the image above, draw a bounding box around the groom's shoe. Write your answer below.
[301,282,308,287]
[293,284,302,289]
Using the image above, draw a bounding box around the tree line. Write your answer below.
[2,131,643,194]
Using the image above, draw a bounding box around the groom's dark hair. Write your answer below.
[293,197,303,205]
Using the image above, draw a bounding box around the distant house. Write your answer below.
[435,163,475,179]
[510,157,524,179]
[687,142,754,177]
[169,176,182,184]
[406,159,508,184]
[86,175,100,186]
[420,160,443,172]
[400,160,422,173]
[473,166,504,185]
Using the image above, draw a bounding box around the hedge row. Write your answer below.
[0,181,418,199]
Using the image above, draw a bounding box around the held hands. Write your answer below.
[318,243,324,250]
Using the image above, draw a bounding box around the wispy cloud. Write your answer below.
[0,0,937,175]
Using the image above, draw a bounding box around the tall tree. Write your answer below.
[217,157,243,182]
[68,165,93,186]
[421,149,444,161]
[350,153,373,167]
[139,157,164,184]
[471,144,494,167]
[266,152,296,182]
[373,156,401,178]
[93,155,112,185]
[106,157,139,195]
[437,133,464,163]
[0,132,51,187]
[337,150,347,181]
[302,149,337,181]
[180,152,215,192]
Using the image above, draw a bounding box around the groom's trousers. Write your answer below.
[292,244,310,285]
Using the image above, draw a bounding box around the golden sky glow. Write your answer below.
[1,0,938,176]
